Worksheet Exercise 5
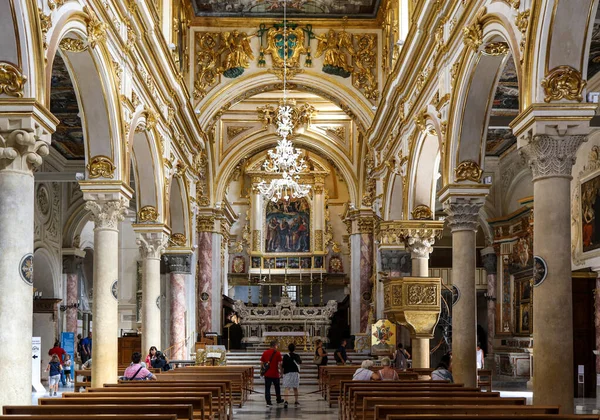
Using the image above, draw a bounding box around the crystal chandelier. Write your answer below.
[257,0,310,202]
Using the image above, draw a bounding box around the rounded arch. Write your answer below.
[408,132,441,218]
[128,109,165,222]
[45,6,125,180]
[215,131,359,205]
[168,175,191,246]
[445,17,520,186]
[32,247,59,298]
[62,202,92,249]
[385,173,404,220]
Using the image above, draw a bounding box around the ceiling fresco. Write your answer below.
[491,55,519,117]
[485,128,516,157]
[190,0,382,18]
[50,53,85,160]
[588,23,600,79]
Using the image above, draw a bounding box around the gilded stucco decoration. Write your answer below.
[252,229,261,251]
[197,215,215,232]
[227,126,254,141]
[541,66,586,103]
[83,6,107,48]
[455,160,483,182]
[515,10,530,62]
[170,233,187,247]
[407,284,438,305]
[87,155,116,179]
[258,22,309,79]
[412,205,433,220]
[257,101,316,133]
[483,42,509,56]
[193,32,221,100]
[38,8,52,50]
[351,34,379,101]
[48,0,66,9]
[0,63,27,98]
[193,149,210,207]
[59,38,88,53]
[138,205,159,223]
[314,229,324,251]
[462,7,486,52]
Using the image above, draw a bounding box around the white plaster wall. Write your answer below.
[33,313,56,382]
[118,218,140,335]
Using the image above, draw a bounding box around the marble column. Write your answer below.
[358,219,374,333]
[593,270,600,394]
[520,134,585,413]
[62,252,84,335]
[196,215,214,334]
[164,253,192,360]
[0,118,52,408]
[442,195,485,388]
[135,226,170,354]
[348,214,375,334]
[481,247,497,363]
[81,183,131,389]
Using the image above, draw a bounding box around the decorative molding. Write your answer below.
[197,215,215,232]
[136,231,168,260]
[462,7,486,52]
[59,38,88,53]
[87,155,116,179]
[0,62,27,98]
[252,229,261,251]
[519,134,585,180]
[83,6,107,48]
[162,254,192,274]
[85,198,128,230]
[455,160,483,182]
[412,204,433,220]
[0,128,49,172]
[226,125,253,141]
[314,229,324,251]
[541,66,586,103]
[170,233,187,247]
[483,42,509,56]
[137,205,159,223]
[357,218,375,234]
[378,220,444,259]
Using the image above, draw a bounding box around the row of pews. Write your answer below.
[334,377,598,420]
[2,365,254,420]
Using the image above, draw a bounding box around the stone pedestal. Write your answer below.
[0,111,55,408]
[163,253,192,360]
[135,225,170,354]
[441,188,488,388]
[80,181,132,388]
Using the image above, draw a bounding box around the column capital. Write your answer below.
[162,253,193,274]
[480,247,498,275]
[379,220,444,259]
[519,134,585,180]
[80,181,133,230]
[134,224,171,260]
[342,207,376,235]
[439,185,488,233]
[0,102,58,173]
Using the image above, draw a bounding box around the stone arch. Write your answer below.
[62,202,92,249]
[503,169,533,215]
[32,247,59,298]
[408,131,441,218]
[45,6,125,179]
[216,130,359,205]
[168,175,191,247]
[384,173,404,220]
[444,9,521,186]
[0,0,44,100]
[128,110,165,222]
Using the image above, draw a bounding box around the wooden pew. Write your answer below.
[0,416,177,420]
[38,397,206,420]
[478,369,493,392]
[170,366,253,399]
[158,373,246,407]
[3,405,193,420]
[374,404,561,420]
[73,368,162,391]
[385,416,600,420]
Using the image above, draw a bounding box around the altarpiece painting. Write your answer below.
[265,197,311,253]
[581,172,600,252]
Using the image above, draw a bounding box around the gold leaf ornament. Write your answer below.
[455,160,483,182]
[483,42,509,56]
[87,155,116,178]
[412,205,433,220]
[462,7,486,52]
[137,205,159,223]
[541,66,586,103]
[59,38,88,53]
[84,6,107,49]
[0,62,27,97]
[170,233,187,247]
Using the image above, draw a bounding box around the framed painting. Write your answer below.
[371,319,396,356]
[581,171,600,253]
[265,198,310,253]
[300,257,312,269]
[518,303,531,334]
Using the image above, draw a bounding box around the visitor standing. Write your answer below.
[260,340,284,407]
[282,343,302,407]
[377,357,399,380]
[334,339,352,365]
[81,332,92,364]
[476,342,485,370]
[63,354,72,386]
[394,343,410,370]
[48,340,67,386]
[45,354,62,396]
[146,346,158,366]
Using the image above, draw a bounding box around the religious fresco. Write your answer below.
[50,54,85,160]
[265,197,311,253]
[371,319,395,356]
[485,128,516,157]
[589,24,600,80]
[581,173,600,252]
[491,56,519,117]
[191,0,381,18]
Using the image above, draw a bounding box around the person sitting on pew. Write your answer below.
[376,357,399,380]
[352,360,378,381]
[431,352,453,382]
[123,352,157,380]
[82,358,92,370]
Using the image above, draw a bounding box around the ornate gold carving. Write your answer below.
[39,8,52,50]
[450,61,461,88]
[314,230,324,251]
[455,160,483,182]
[48,0,66,9]
[262,24,307,79]
[227,126,253,141]
[252,229,261,251]
[462,7,486,52]
[407,284,437,305]
[361,177,376,207]
[137,205,159,223]
[357,218,375,234]
[541,66,586,103]
[257,102,316,132]
[325,126,346,140]
[83,6,107,49]
[483,42,509,56]
[197,215,215,232]
[515,10,530,62]
[170,233,187,247]
[87,155,116,179]
[0,62,27,98]
[59,38,88,53]
[352,34,379,101]
[412,205,433,220]
[502,0,520,8]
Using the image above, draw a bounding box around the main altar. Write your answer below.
[234,295,338,346]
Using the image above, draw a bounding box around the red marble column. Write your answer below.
[66,273,78,334]
[359,232,374,332]
[481,248,498,358]
[196,231,213,334]
[164,254,192,361]
[595,275,600,376]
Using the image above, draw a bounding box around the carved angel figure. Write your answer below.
[219,30,255,78]
[315,29,353,78]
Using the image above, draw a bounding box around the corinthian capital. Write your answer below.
[379,220,444,259]
[519,134,585,180]
[443,198,484,232]
[0,128,49,172]
[86,199,129,230]
[135,225,170,260]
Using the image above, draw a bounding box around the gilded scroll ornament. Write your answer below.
[227,126,253,141]
[170,233,187,247]
[314,230,324,251]
[252,229,261,251]
[455,160,483,182]
[0,63,27,98]
[483,42,509,56]
[462,7,486,52]
[197,215,215,232]
[515,10,530,61]
[193,33,220,100]
[352,34,379,101]
[315,29,353,78]
[83,6,107,49]
[59,38,88,53]
[412,205,433,220]
[87,155,116,179]
[257,101,316,133]
[541,66,586,103]
[260,23,307,78]
[407,284,437,305]
[357,218,375,234]
[137,205,159,223]
[39,8,52,50]
[194,150,210,207]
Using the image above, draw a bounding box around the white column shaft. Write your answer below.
[142,256,162,353]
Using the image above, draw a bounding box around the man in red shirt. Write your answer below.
[260,340,284,407]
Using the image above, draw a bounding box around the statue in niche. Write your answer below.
[315,29,353,78]
[219,30,255,78]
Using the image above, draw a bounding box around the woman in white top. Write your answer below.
[377,357,399,381]
[476,342,485,370]
[353,360,378,381]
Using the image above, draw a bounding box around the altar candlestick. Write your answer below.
[268,281,273,306]
[320,271,324,306]
[259,263,263,306]
[309,268,314,306]
[247,271,252,306]
[299,269,303,306]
